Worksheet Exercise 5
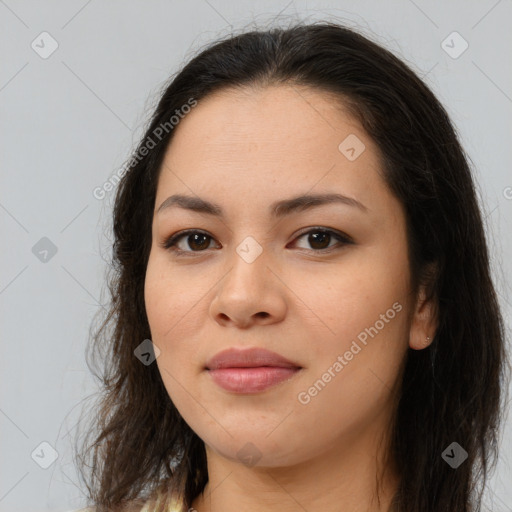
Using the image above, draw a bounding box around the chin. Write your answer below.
[200,428,309,468]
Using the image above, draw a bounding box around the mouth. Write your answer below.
[205,347,302,393]
[206,366,302,393]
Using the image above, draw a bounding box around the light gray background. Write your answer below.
[1,1,511,511]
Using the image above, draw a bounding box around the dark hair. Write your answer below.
[75,20,511,512]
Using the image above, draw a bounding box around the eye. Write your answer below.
[291,228,352,252]
[160,227,352,256]
[160,230,217,255]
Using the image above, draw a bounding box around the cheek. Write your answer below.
[290,255,408,358]
[144,258,168,336]
[144,259,197,408]
[144,257,183,375]
[144,254,197,337]
[291,269,408,442]
[144,253,209,378]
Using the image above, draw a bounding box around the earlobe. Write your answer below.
[418,335,432,350]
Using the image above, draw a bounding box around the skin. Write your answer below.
[144,84,438,512]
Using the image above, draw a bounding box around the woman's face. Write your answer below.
[144,85,421,467]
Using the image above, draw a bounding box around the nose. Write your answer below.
[209,246,287,329]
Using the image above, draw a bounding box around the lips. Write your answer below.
[205,347,302,393]
[205,347,301,370]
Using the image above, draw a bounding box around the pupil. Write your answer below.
[309,232,330,249]
[190,234,210,250]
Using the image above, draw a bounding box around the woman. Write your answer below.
[75,21,510,512]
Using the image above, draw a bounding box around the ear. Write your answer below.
[409,268,439,351]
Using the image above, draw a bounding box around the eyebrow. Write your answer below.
[156,192,368,218]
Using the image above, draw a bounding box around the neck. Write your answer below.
[190,424,400,512]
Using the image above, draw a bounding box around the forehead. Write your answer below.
[155,85,392,218]
[166,85,369,162]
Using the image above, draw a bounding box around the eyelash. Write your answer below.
[160,227,353,257]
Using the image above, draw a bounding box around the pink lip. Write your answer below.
[205,347,300,370]
[205,347,302,393]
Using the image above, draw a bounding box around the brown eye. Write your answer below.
[162,230,216,253]
[292,229,352,252]
[185,233,212,251]
[306,231,331,250]
[161,227,352,256]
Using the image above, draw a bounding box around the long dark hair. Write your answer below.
[75,21,511,512]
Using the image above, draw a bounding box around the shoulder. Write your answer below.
[69,500,147,512]
[70,498,183,512]
[141,496,184,512]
